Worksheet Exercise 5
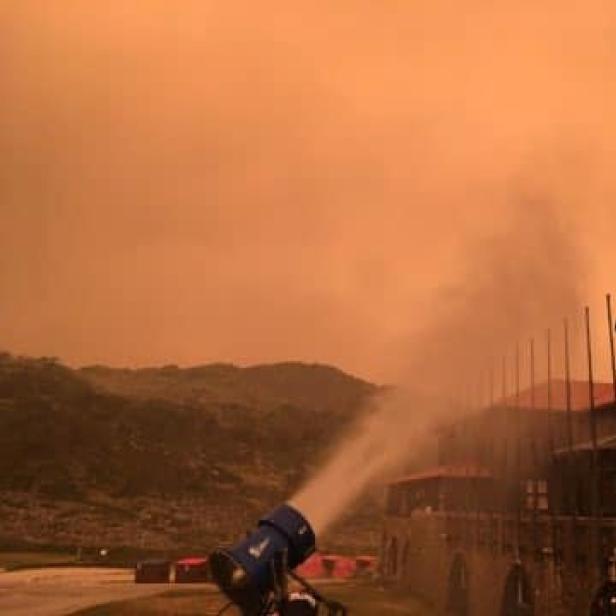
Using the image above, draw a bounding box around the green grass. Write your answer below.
[70,581,435,615]
[0,550,77,571]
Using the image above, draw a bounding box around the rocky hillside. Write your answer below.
[79,361,374,417]
[0,353,380,552]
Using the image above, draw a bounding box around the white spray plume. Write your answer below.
[291,195,585,536]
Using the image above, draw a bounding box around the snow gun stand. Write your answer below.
[216,551,347,616]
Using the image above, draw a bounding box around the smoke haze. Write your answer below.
[291,195,587,535]
[2,2,615,383]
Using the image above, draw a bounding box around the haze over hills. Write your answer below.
[0,352,379,553]
[79,361,374,417]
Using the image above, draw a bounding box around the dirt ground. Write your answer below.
[0,567,434,616]
[73,580,434,616]
[0,567,197,616]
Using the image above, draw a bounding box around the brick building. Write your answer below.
[382,380,616,615]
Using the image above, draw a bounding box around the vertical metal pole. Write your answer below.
[585,306,601,576]
[585,306,599,449]
[530,338,536,411]
[501,355,508,554]
[564,317,575,527]
[502,355,507,402]
[563,317,578,572]
[489,362,496,550]
[515,341,521,404]
[463,385,471,548]
[515,342,521,559]
[564,319,574,454]
[547,328,554,453]
[475,373,483,547]
[530,336,536,468]
[547,327,559,566]
[530,338,539,557]
[502,356,507,482]
[490,363,495,409]
[607,294,616,403]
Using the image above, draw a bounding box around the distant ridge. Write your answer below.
[79,360,376,416]
[0,352,380,552]
[0,352,376,498]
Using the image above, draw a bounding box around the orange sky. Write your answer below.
[1,2,615,381]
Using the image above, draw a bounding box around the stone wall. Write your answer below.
[382,511,607,615]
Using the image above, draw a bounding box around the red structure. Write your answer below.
[382,380,616,615]
[295,553,326,578]
[175,556,209,583]
[355,555,377,576]
[295,552,369,579]
[321,554,356,579]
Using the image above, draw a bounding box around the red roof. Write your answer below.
[389,464,492,486]
[499,380,615,412]
[295,553,326,579]
[355,556,377,570]
[321,554,357,578]
[356,555,377,563]
[295,553,359,579]
[176,557,208,566]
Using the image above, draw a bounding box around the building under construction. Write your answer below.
[381,297,616,615]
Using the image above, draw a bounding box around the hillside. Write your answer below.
[79,361,374,417]
[0,353,379,553]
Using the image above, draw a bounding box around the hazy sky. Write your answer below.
[2,2,615,381]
